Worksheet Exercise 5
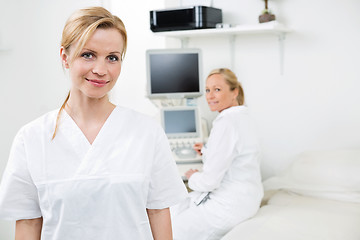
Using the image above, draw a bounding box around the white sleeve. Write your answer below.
[146,126,188,209]
[0,129,42,220]
[188,117,239,192]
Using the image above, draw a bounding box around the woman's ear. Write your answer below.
[60,47,70,69]
[233,87,239,100]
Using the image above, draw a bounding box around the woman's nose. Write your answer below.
[207,91,214,99]
[92,60,107,76]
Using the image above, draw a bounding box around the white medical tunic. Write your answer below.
[0,106,187,240]
[171,106,263,240]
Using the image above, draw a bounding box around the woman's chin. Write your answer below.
[209,106,218,112]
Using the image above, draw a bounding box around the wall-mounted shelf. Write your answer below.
[153,21,292,74]
[153,21,291,38]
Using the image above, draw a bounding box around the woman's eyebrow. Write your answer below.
[82,48,96,53]
[109,51,121,55]
[83,48,121,55]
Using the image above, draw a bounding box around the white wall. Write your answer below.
[164,0,360,178]
[1,0,360,238]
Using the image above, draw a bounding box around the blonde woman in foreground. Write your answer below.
[0,6,187,240]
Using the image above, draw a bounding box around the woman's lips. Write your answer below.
[207,101,218,105]
[86,78,109,87]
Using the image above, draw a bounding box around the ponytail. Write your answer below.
[52,92,70,140]
[236,83,245,105]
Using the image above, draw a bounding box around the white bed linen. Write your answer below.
[222,190,360,240]
[262,150,360,203]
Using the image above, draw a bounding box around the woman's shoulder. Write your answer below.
[112,106,164,139]
[113,106,161,128]
[223,105,249,116]
[25,109,58,127]
[114,105,157,121]
[214,106,249,123]
[15,109,59,140]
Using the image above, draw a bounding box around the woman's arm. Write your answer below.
[188,118,237,192]
[16,217,43,240]
[147,208,172,240]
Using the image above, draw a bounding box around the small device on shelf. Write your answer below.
[259,0,276,23]
[150,5,222,32]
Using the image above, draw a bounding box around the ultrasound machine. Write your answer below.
[160,107,205,179]
[146,48,206,179]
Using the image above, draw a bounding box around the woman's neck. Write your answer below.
[65,93,115,123]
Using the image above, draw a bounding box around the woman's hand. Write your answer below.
[185,169,199,180]
[193,143,203,155]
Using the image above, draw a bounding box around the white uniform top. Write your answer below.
[0,106,187,240]
[188,106,263,218]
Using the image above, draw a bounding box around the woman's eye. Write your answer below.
[215,88,221,91]
[81,52,94,59]
[108,55,119,62]
[205,89,210,93]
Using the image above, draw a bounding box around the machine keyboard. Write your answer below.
[169,139,202,163]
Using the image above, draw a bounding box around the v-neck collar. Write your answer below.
[59,106,119,158]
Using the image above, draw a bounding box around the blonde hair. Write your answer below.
[207,68,245,105]
[52,7,127,139]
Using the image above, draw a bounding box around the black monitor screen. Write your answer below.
[164,110,196,134]
[149,53,200,95]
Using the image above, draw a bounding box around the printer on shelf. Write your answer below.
[150,6,222,32]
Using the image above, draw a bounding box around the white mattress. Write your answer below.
[222,190,360,240]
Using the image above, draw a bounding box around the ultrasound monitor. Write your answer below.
[146,48,203,99]
[160,107,201,139]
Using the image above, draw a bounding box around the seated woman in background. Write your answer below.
[171,68,264,240]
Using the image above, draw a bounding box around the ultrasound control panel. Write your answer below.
[169,138,202,163]
[160,106,207,178]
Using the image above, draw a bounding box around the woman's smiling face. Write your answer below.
[205,73,239,112]
[61,28,124,100]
